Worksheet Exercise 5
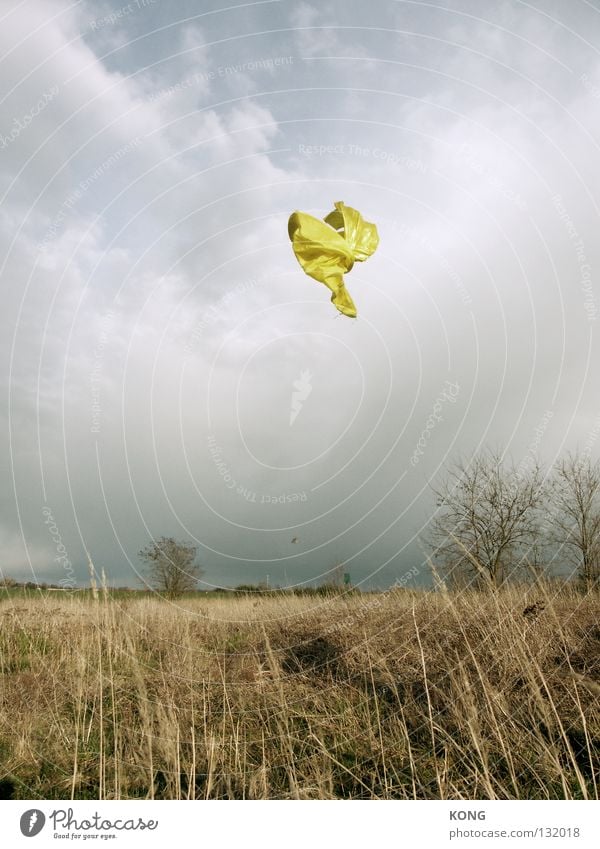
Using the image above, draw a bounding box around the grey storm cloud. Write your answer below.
[1,0,600,589]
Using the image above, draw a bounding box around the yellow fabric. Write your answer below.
[288,201,379,318]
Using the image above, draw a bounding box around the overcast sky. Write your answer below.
[2,0,600,590]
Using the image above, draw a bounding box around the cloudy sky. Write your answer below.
[2,0,600,590]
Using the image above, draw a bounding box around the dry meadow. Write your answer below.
[0,585,598,800]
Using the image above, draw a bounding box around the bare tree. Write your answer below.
[139,537,203,597]
[549,453,600,591]
[427,451,545,588]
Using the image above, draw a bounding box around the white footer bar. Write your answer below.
[1,799,598,848]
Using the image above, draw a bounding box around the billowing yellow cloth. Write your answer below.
[288,201,379,318]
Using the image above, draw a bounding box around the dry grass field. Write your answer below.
[0,585,598,800]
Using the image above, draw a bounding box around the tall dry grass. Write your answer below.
[0,585,597,799]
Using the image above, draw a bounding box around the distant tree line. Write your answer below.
[137,538,358,598]
[427,450,600,591]
[8,449,598,601]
